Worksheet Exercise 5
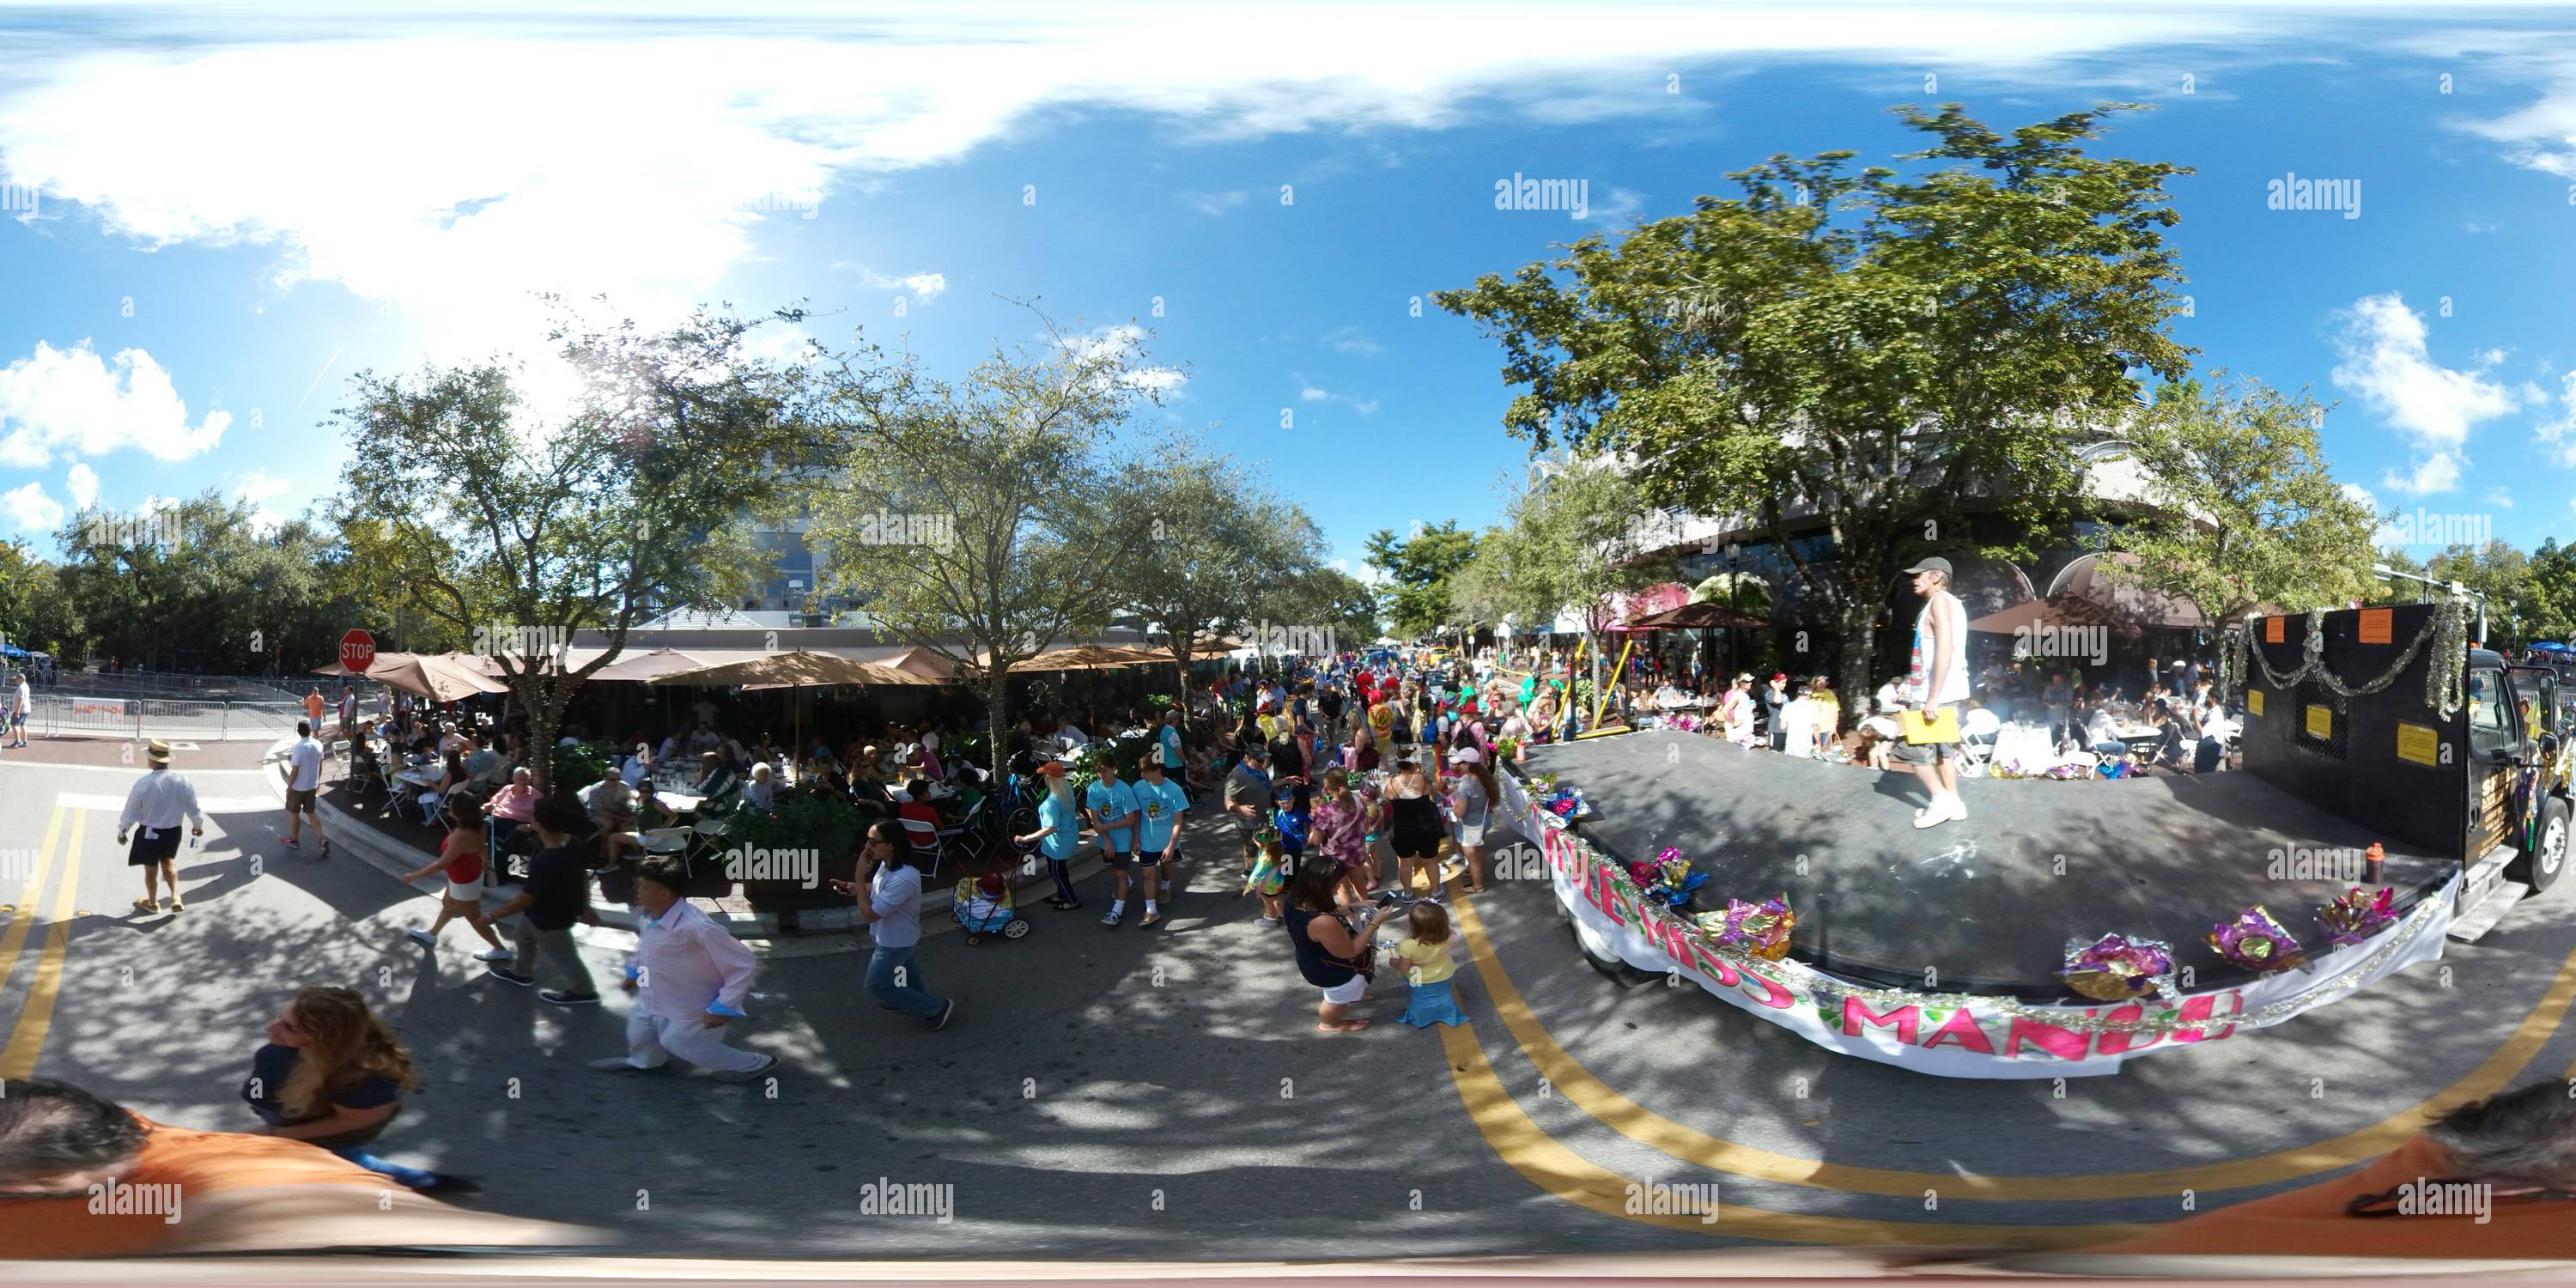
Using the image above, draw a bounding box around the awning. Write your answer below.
[1965,593,2144,638]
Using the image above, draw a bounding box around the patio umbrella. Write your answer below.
[367,652,510,702]
[1628,600,1770,631]
[589,648,718,683]
[652,649,936,770]
[650,649,937,691]
[1965,593,2143,637]
[884,645,957,682]
[999,646,1150,672]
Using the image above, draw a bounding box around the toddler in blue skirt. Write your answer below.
[1390,900,1467,1028]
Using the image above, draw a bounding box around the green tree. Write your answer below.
[807,316,1163,786]
[1275,565,1382,653]
[2093,374,2380,635]
[2427,539,2535,647]
[331,303,822,791]
[1455,453,1674,702]
[2524,539,2576,645]
[1112,438,1324,720]
[1364,519,1479,639]
[1436,105,2194,714]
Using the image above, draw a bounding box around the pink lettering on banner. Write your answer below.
[2004,1015,2093,1062]
[1585,866,1628,929]
[1680,935,1740,987]
[1843,998,1921,1044]
[2094,992,2242,1054]
[1921,1006,1996,1054]
[1735,968,1797,1011]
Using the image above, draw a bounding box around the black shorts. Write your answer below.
[285,787,319,814]
[127,827,184,866]
[1390,829,1443,860]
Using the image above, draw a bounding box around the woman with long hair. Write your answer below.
[1382,753,1443,897]
[417,749,468,827]
[1312,767,1376,903]
[1445,747,1497,895]
[1282,858,1376,1034]
[832,816,956,1027]
[1014,761,1084,911]
[243,985,470,1192]
[397,795,514,963]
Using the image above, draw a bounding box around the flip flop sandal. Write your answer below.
[133,896,158,914]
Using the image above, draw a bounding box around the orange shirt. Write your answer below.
[2081,1133,2576,1261]
[2,1115,392,1259]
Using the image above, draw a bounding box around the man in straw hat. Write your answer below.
[117,738,204,914]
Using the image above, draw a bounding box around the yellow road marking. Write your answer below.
[1432,1010,2136,1247]
[1449,886,2576,1200]
[0,806,80,1078]
[0,805,64,999]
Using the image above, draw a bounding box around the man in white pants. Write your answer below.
[591,855,776,1081]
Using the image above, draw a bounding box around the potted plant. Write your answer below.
[725,787,866,927]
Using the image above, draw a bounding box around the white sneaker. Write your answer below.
[405,927,437,948]
[1912,796,1962,829]
[473,947,514,962]
[1950,794,1969,823]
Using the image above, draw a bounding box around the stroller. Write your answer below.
[950,872,1030,945]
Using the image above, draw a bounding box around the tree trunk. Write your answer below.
[985,674,1012,788]
[1837,598,1878,728]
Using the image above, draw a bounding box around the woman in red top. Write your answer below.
[396,797,513,963]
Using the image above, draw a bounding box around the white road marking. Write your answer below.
[0,761,275,777]
[58,792,279,813]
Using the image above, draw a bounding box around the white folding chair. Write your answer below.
[641,826,692,857]
[899,816,947,881]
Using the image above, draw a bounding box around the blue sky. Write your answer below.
[3,1,2575,583]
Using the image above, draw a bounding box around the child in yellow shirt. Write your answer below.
[1390,901,1467,1028]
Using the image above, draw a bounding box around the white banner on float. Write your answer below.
[1498,767,2455,1078]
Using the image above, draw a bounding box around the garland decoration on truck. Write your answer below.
[2239,598,2470,720]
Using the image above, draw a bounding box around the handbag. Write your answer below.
[1900,708,1961,745]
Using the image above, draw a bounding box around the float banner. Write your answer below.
[1496,769,2454,1079]
[70,698,126,719]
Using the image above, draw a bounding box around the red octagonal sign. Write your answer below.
[339,629,376,675]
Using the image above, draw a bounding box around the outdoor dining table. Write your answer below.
[656,790,707,814]
[393,764,445,790]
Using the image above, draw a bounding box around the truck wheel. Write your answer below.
[1572,914,1656,986]
[2516,797,2569,896]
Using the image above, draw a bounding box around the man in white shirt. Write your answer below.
[117,738,204,914]
[279,720,331,858]
[1778,690,1819,760]
[8,670,30,746]
[591,856,775,1079]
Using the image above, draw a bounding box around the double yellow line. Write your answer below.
[1433,884,2576,1246]
[0,804,82,1078]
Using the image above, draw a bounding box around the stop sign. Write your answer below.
[339,629,376,674]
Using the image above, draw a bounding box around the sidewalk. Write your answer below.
[286,737,1132,953]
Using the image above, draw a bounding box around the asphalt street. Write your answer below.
[4,736,2575,1260]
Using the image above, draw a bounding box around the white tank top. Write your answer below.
[1908,591,1971,707]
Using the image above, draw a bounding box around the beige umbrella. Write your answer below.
[650,649,938,691]
[367,652,509,702]
[589,648,717,683]
[1010,646,1151,672]
[884,645,957,682]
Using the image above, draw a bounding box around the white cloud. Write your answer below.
[64,461,97,509]
[0,341,229,467]
[2483,486,2514,509]
[1322,325,1383,358]
[847,267,946,301]
[1184,189,1251,216]
[1299,386,1330,402]
[233,468,292,531]
[2537,372,2576,467]
[2381,453,2463,496]
[1581,185,1647,225]
[2330,294,2518,495]
[1353,399,1380,416]
[0,7,2282,360]
[3,481,62,533]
